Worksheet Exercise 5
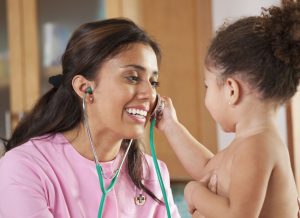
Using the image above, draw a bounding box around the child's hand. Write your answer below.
[185,177,218,217]
[192,210,206,218]
[298,198,300,218]
[184,181,198,214]
[155,97,179,132]
[185,181,212,217]
[207,174,218,194]
[199,173,218,194]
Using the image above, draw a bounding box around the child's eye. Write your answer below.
[151,81,160,88]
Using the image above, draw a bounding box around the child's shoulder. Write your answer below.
[230,132,286,165]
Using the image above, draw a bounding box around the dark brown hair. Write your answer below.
[206,0,300,103]
[6,18,162,203]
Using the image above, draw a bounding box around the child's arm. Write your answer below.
[157,97,214,180]
[184,141,274,218]
[298,198,300,218]
[185,181,229,216]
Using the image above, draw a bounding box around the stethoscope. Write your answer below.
[82,87,171,218]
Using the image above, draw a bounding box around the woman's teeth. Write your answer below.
[126,108,147,117]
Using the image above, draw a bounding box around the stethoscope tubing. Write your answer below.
[82,91,133,218]
[150,119,172,218]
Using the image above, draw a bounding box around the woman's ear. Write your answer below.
[72,75,93,98]
[225,78,240,105]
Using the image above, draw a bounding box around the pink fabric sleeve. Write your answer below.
[0,152,54,218]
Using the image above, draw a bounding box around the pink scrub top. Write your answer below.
[0,133,180,218]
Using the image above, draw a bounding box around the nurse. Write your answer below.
[0,18,180,218]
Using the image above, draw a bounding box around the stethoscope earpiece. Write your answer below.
[86,87,93,94]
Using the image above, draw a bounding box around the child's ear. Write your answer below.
[225,78,240,105]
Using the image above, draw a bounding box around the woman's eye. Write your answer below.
[151,81,160,88]
[127,76,140,83]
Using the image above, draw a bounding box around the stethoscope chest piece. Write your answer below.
[134,193,146,206]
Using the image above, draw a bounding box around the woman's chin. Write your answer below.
[121,128,145,140]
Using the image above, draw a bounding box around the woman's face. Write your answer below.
[89,43,159,139]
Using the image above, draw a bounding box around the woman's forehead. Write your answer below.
[103,44,158,72]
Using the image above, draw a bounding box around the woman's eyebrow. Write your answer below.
[121,64,158,76]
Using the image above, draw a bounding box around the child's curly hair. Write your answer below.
[206,0,300,104]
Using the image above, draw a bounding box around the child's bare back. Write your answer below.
[201,129,298,217]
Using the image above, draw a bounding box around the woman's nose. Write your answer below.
[138,80,156,101]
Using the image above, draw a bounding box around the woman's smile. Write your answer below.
[125,105,149,124]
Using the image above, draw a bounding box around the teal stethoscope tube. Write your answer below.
[96,118,171,218]
[83,88,132,218]
[150,118,172,218]
[95,141,132,218]
[96,163,120,217]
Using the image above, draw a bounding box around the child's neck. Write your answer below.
[234,103,280,139]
